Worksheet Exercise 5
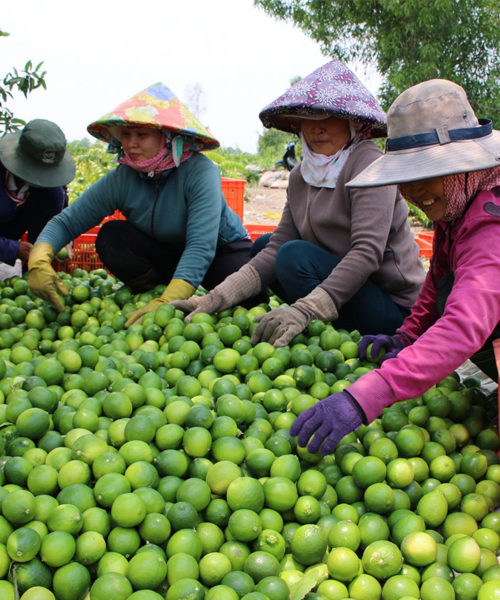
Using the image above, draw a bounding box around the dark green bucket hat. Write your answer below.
[0,119,75,187]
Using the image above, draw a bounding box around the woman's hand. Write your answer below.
[290,391,366,455]
[28,243,68,311]
[251,306,308,346]
[358,334,404,364]
[171,292,224,322]
[17,241,33,263]
[172,265,262,322]
[53,243,73,264]
[252,287,338,347]
[125,279,195,326]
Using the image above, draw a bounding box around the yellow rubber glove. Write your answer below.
[28,242,69,312]
[125,279,195,327]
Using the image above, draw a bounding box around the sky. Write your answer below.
[3,0,382,154]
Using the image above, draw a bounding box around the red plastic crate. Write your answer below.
[417,231,434,243]
[86,210,126,234]
[415,236,433,260]
[53,233,108,274]
[221,177,245,221]
[244,224,277,242]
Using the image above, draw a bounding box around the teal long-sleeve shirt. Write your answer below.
[38,153,248,288]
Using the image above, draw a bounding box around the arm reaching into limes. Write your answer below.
[290,391,366,455]
[250,287,337,347]
[28,242,69,311]
[358,334,405,364]
[171,265,262,321]
[125,279,195,327]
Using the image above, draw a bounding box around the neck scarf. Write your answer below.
[118,133,194,176]
[442,167,500,221]
[399,167,500,223]
[5,170,29,205]
[299,122,369,189]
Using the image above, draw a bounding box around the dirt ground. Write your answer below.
[243,186,287,225]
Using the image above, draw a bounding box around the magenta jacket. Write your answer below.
[349,187,500,423]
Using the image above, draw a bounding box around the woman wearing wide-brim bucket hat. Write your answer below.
[0,119,75,267]
[28,83,253,315]
[173,60,425,347]
[289,79,500,457]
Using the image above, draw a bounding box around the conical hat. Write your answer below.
[87,82,219,150]
[259,60,387,137]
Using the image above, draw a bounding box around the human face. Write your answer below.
[301,117,351,156]
[121,128,163,163]
[399,177,446,221]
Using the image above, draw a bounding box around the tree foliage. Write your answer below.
[0,29,47,135]
[67,140,116,204]
[254,0,500,124]
[257,75,303,166]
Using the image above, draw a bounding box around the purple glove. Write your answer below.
[358,334,404,364]
[290,391,366,456]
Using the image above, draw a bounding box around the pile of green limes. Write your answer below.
[0,269,498,600]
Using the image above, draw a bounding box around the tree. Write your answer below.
[183,82,207,121]
[66,141,116,204]
[1,30,47,135]
[254,0,500,125]
[257,75,303,167]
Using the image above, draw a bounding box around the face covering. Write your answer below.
[442,168,500,221]
[299,121,369,188]
[399,166,500,222]
[118,132,195,176]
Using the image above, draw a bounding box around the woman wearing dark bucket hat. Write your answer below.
[28,83,253,317]
[290,79,500,455]
[0,119,75,267]
[173,61,425,345]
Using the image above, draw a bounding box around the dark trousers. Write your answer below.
[95,220,254,293]
[251,234,409,335]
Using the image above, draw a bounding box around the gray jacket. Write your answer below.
[249,141,425,309]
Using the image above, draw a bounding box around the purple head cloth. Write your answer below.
[259,60,387,137]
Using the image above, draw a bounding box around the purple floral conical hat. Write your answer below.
[259,60,387,137]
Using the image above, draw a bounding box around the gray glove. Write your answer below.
[251,287,337,347]
[171,264,261,322]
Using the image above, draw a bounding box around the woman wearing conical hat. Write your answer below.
[174,61,425,344]
[291,79,500,455]
[27,83,253,320]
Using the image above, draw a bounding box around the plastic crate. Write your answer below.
[221,177,245,221]
[415,236,433,260]
[244,224,277,242]
[86,210,126,235]
[53,233,108,274]
[417,231,434,244]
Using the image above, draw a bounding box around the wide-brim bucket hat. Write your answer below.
[347,79,500,188]
[259,60,387,137]
[0,119,75,187]
[87,83,220,151]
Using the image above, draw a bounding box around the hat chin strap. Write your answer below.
[387,119,493,151]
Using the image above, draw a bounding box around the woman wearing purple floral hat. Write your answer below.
[173,61,425,345]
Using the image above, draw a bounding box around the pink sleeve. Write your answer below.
[396,270,439,346]
[349,211,500,423]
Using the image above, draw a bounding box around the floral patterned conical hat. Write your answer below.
[87,82,219,151]
[259,60,387,137]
